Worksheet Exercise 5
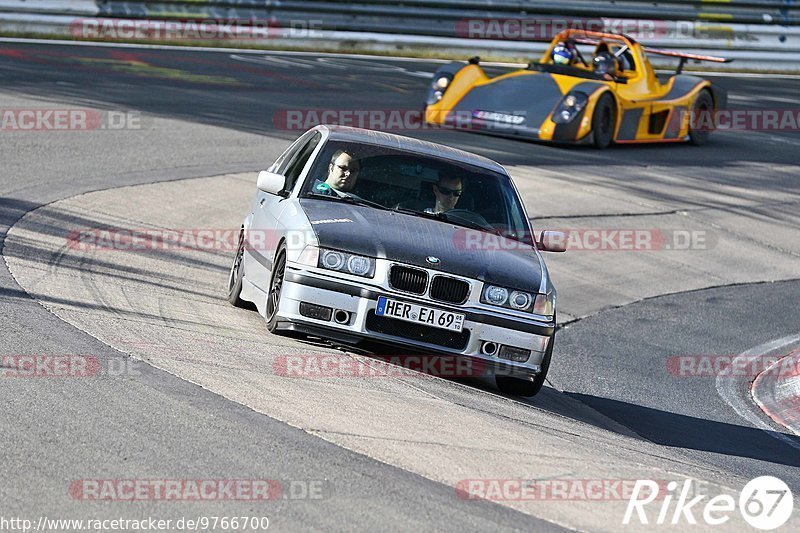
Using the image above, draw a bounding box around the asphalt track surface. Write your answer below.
[1,42,799,531]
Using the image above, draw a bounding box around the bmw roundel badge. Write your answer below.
[426,256,440,265]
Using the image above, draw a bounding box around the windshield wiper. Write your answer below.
[392,206,501,235]
[392,206,443,220]
[305,192,389,210]
[341,194,390,210]
[441,212,501,235]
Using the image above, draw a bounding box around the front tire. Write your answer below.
[227,228,247,308]
[688,89,714,146]
[495,336,554,397]
[265,244,287,333]
[591,93,617,149]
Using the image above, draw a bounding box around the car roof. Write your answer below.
[314,125,506,174]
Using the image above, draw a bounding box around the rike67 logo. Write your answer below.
[624,476,794,529]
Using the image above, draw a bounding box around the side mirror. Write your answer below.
[538,230,567,252]
[257,171,287,196]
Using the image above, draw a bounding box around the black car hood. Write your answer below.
[301,199,543,292]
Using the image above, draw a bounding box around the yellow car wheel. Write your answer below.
[689,90,714,146]
[592,93,616,149]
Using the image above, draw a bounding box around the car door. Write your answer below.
[247,132,321,290]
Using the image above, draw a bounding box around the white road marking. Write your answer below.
[230,52,435,78]
[406,70,435,78]
[729,95,800,105]
[4,37,799,78]
[230,54,317,69]
[744,95,800,105]
[656,69,800,80]
[715,333,800,451]
[0,36,450,63]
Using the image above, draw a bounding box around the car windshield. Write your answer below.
[300,140,534,246]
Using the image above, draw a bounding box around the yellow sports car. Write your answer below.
[424,29,730,148]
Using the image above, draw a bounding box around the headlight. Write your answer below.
[482,284,552,317]
[482,285,509,305]
[321,250,344,270]
[347,255,372,276]
[552,91,588,124]
[318,248,375,278]
[425,73,453,105]
[509,291,532,310]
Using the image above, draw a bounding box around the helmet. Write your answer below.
[593,52,618,76]
[552,43,574,65]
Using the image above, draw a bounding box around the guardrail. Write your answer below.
[91,1,799,25]
[0,0,797,70]
[4,1,797,26]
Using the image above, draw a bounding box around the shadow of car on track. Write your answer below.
[565,392,800,468]
[285,337,664,435]
[306,340,800,468]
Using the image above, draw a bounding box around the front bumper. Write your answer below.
[277,266,555,380]
[425,111,594,146]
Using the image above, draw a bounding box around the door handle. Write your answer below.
[260,198,266,206]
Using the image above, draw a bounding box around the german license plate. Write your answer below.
[375,296,465,332]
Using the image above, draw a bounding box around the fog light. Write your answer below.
[498,345,530,363]
[333,310,351,325]
[481,341,499,356]
[299,302,332,321]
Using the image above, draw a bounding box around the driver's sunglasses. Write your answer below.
[436,185,462,197]
[334,164,358,175]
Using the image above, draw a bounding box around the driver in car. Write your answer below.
[312,149,360,195]
[427,174,463,214]
[551,41,575,65]
[593,50,620,80]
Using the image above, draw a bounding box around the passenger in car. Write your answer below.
[427,174,463,214]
